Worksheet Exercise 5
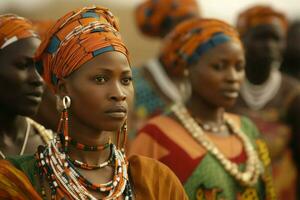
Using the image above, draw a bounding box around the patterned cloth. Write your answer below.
[130,113,275,200]
[236,5,288,36]
[133,66,166,120]
[35,6,129,92]
[0,155,188,199]
[159,18,241,77]
[135,0,200,38]
[0,14,39,49]
[232,75,300,200]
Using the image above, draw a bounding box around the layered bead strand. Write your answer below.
[36,134,133,200]
[171,103,263,186]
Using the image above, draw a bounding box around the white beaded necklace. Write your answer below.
[240,68,282,110]
[171,103,263,186]
[0,117,30,159]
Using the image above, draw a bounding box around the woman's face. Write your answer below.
[62,51,134,132]
[188,40,245,109]
[243,20,285,68]
[0,37,44,116]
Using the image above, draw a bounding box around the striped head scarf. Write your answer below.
[160,18,241,77]
[0,14,39,49]
[135,0,200,38]
[237,5,288,37]
[35,6,129,92]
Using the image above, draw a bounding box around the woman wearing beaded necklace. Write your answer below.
[0,6,187,200]
[231,6,300,199]
[130,18,275,199]
[131,0,200,135]
[0,14,52,160]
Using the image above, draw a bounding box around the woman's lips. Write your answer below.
[105,106,127,119]
[221,89,239,98]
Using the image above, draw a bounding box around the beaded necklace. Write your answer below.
[171,103,263,186]
[36,134,133,200]
[69,137,111,151]
[67,143,114,170]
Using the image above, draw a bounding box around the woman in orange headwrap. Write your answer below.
[130,18,275,199]
[0,6,187,200]
[30,20,61,132]
[131,0,201,136]
[0,14,52,160]
[231,5,300,200]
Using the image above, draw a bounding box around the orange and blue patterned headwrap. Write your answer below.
[0,14,39,49]
[160,18,241,77]
[35,6,129,92]
[237,5,288,37]
[135,0,200,38]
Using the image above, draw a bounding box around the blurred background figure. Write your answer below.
[232,5,300,200]
[31,20,61,131]
[281,20,300,80]
[131,0,201,135]
[130,17,275,200]
[0,14,52,159]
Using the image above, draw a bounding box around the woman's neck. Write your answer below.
[245,59,274,85]
[67,117,115,166]
[185,94,224,124]
[0,113,27,141]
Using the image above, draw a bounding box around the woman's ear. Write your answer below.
[57,78,69,98]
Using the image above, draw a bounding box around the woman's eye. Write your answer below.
[15,61,28,69]
[15,58,33,70]
[121,77,132,85]
[95,76,107,84]
[212,63,224,71]
[235,63,245,71]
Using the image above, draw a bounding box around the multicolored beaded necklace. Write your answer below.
[67,143,114,170]
[35,133,133,200]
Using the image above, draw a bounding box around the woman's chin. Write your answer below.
[102,121,126,132]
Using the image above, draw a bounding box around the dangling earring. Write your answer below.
[116,119,128,152]
[57,96,71,152]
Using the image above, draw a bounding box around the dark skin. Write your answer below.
[185,41,245,134]
[32,86,60,131]
[41,51,134,199]
[235,20,300,199]
[0,37,45,156]
[242,20,285,84]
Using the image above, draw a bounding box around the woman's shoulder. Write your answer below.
[28,118,54,144]
[0,159,41,200]
[128,155,188,200]
[129,154,174,174]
